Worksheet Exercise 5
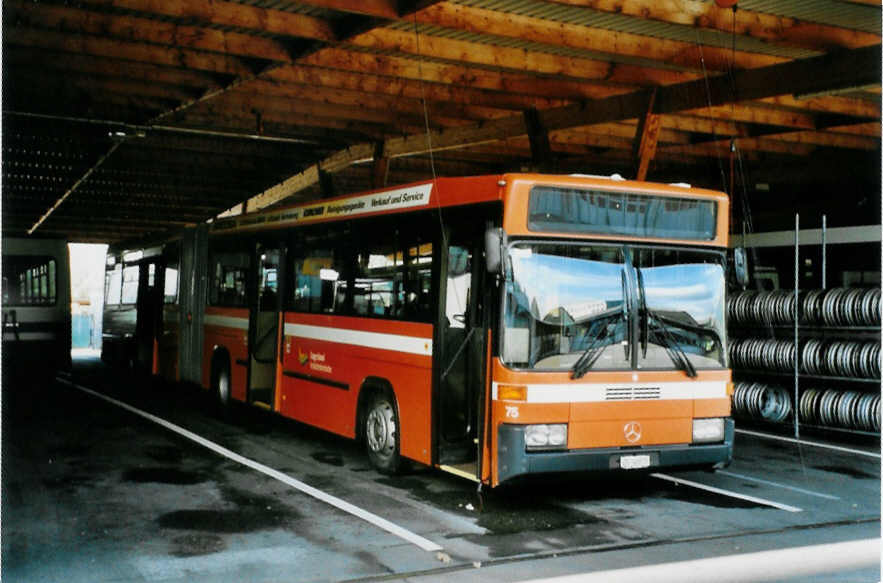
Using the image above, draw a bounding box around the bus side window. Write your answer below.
[354,233,399,319]
[291,249,347,314]
[105,263,122,306]
[402,240,433,322]
[209,251,248,307]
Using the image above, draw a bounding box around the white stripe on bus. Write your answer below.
[203,314,249,330]
[284,323,432,356]
[59,378,443,553]
[493,381,727,403]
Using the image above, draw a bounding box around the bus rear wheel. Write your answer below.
[211,355,233,419]
[364,392,402,474]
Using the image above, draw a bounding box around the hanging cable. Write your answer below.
[411,13,447,250]
[693,28,729,196]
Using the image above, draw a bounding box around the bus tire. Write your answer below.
[364,391,402,474]
[211,352,233,419]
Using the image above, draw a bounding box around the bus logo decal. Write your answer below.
[623,421,642,443]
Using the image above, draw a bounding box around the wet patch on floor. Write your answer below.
[169,533,227,557]
[376,476,603,535]
[157,486,300,534]
[145,445,184,464]
[813,465,878,480]
[123,467,209,485]
[310,451,344,467]
[42,474,96,491]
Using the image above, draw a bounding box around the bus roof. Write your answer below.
[209,173,729,240]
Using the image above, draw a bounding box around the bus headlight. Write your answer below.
[525,424,568,450]
[692,418,724,443]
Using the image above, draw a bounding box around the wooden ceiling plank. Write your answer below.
[545,0,880,52]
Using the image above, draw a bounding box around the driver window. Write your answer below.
[446,245,471,329]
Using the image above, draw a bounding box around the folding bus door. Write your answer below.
[134,257,163,373]
[436,226,488,477]
[247,243,282,409]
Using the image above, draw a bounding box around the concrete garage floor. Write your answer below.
[2,356,880,582]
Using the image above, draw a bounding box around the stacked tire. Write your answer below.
[728,287,880,327]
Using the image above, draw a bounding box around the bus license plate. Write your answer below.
[620,454,651,470]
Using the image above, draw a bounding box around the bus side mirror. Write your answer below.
[733,247,749,287]
[485,228,503,274]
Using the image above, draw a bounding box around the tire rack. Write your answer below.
[728,287,880,436]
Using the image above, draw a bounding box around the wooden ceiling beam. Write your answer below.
[266,64,568,111]
[4,27,255,77]
[192,92,438,131]
[239,79,514,123]
[302,47,631,101]
[285,0,399,19]
[6,2,299,62]
[347,27,698,87]
[414,2,785,73]
[4,48,225,90]
[170,113,390,143]
[546,0,880,52]
[72,0,335,42]
[9,67,202,104]
[660,137,817,158]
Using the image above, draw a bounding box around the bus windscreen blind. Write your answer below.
[528,186,717,240]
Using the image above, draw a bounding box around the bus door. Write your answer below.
[248,243,282,409]
[437,232,487,473]
[134,257,163,373]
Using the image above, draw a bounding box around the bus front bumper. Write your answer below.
[496,418,734,485]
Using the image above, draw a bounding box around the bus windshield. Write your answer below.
[502,241,726,372]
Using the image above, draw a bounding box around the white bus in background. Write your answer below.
[2,237,72,381]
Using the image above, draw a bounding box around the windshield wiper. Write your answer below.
[646,314,697,378]
[570,306,624,379]
[636,268,697,378]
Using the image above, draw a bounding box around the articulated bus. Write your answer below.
[2,237,72,382]
[103,243,180,377]
[107,174,734,486]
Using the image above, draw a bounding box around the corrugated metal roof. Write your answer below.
[739,0,881,34]
[232,0,339,20]
[454,0,821,60]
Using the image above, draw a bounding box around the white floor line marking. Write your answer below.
[716,470,840,501]
[651,473,803,512]
[736,428,881,459]
[60,379,443,553]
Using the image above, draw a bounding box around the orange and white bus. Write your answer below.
[121,173,735,486]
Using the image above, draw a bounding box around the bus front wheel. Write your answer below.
[364,392,402,474]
